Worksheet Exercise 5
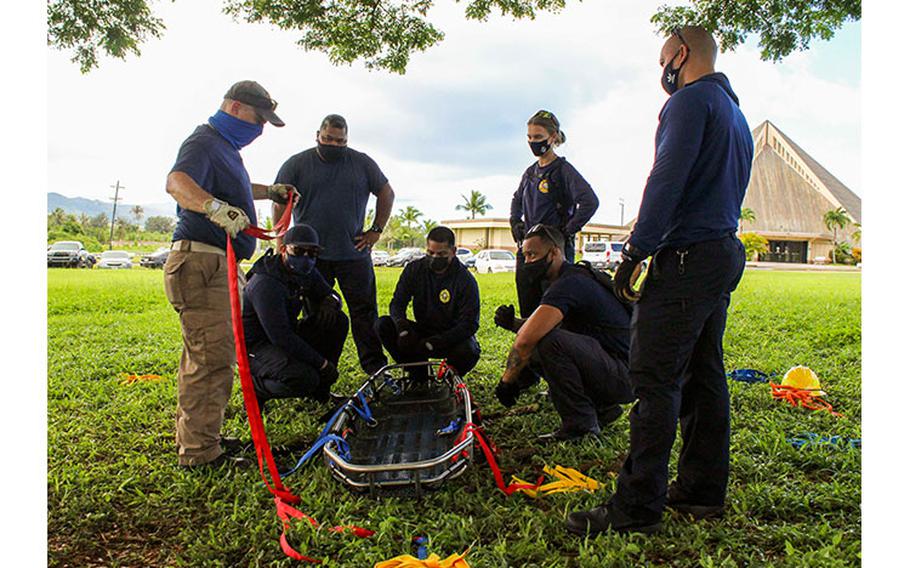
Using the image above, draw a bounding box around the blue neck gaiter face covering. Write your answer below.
[208,110,263,150]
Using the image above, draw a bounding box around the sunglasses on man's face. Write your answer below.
[287,245,320,258]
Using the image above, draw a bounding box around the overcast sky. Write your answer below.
[46,0,860,226]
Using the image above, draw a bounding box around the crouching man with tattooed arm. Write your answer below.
[495,224,635,442]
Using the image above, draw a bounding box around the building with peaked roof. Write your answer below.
[442,120,860,264]
[744,120,861,263]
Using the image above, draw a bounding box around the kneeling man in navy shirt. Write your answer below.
[375,226,481,378]
[494,224,634,442]
[242,225,348,407]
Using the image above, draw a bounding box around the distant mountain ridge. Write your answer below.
[48,192,176,220]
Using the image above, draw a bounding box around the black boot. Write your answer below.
[566,501,661,536]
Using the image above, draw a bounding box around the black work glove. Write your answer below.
[396,320,422,352]
[494,304,516,332]
[314,295,343,328]
[318,360,339,385]
[510,220,526,244]
[495,379,521,408]
[613,242,647,303]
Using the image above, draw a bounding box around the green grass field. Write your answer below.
[47,267,861,567]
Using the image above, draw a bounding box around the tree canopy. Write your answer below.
[48,0,861,74]
[652,0,861,63]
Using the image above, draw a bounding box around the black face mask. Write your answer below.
[529,139,552,157]
[661,47,687,95]
[523,254,552,283]
[428,255,449,272]
[317,142,346,162]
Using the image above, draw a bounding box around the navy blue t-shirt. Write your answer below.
[509,157,599,235]
[630,73,753,255]
[275,148,388,261]
[540,264,631,359]
[170,124,258,260]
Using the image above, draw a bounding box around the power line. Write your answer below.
[109,180,124,250]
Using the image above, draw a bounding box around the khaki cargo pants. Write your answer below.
[164,249,237,466]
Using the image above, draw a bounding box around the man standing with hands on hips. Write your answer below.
[164,80,294,468]
[567,26,752,534]
[273,114,396,375]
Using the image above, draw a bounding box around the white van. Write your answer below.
[582,241,624,270]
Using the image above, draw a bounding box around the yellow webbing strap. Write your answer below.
[511,465,601,498]
[374,551,471,568]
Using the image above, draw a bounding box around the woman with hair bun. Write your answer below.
[508,109,600,317]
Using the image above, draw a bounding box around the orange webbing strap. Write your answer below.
[770,383,844,418]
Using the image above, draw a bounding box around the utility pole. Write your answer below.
[109,180,124,250]
[619,198,625,227]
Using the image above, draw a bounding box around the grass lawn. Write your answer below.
[47,267,861,567]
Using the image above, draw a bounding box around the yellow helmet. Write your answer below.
[781,366,825,396]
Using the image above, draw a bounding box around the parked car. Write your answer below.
[371,250,391,267]
[140,247,171,269]
[455,247,474,267]
[47,241,94,268]
[387,247,425,267]
[581,241,625,270]
[97,250,133,269]
[473,249,516,273]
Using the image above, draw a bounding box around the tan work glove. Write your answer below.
[203,198,250,238]
[267,183,292,204]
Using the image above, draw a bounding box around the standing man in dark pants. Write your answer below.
[375,226,481,377]
[494,225,634,441]
[273,115,395,375]
[164,80,292,468]
[567,26,752,535]
[242,225,348,408]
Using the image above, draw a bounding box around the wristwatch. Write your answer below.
[368,224,384,234]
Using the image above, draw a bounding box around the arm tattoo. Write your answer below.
[506,346,523,370]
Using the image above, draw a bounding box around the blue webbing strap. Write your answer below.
[281,434,351,478]
[787,432,861,450]
[352,391,376,425]
[280,390,376,478]
[383,375,402,396]
[727,368,774,384]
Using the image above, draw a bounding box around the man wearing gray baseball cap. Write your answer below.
[164,80,293,468]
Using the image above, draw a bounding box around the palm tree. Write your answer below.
[455,190,493,219]
[823,207,850,263]
[738,207,756,235]
[399,206,423,229]
[421,218,438,235]
[851,222,861,243]
[131,205,144,225]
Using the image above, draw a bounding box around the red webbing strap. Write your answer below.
[242,194,295,240]
[275,498,321,563]
[226,192,369,562]
[227,236,297,503]
[457,422,543,496]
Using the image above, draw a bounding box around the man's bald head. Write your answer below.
[660,25,717,88]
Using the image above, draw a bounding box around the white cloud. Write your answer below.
[46,0,860,227]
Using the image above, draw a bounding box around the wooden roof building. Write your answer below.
[743,120,861,263]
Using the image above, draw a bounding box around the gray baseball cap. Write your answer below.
[224,80,285,127]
